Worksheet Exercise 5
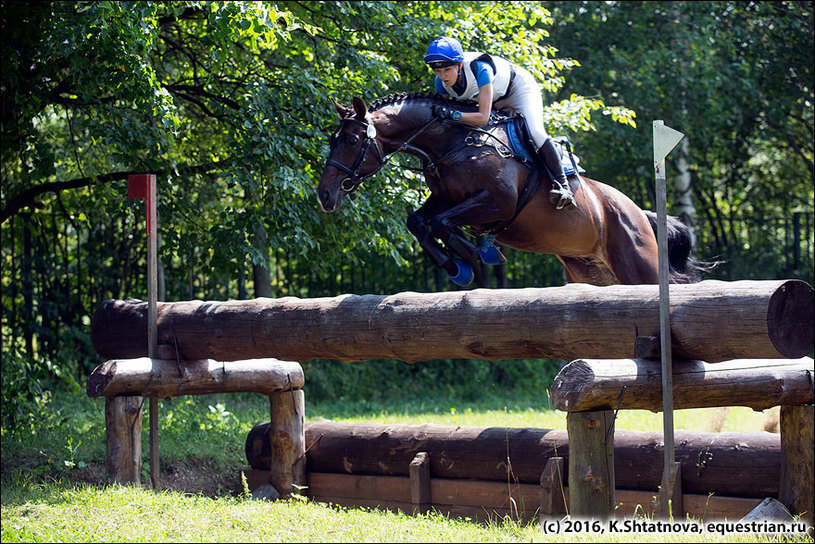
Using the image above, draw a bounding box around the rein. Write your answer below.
[327,115,440,197]
[327,108,539,234]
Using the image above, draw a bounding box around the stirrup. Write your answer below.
[549,185,577,211]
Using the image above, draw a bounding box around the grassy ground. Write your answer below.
[1,386,809,543]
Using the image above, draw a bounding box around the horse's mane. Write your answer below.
[368,92,478,113]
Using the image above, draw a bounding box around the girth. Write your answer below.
[424,119,540,236]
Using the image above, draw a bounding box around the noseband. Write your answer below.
[326,118,383,196]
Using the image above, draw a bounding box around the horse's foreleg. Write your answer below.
[407,201,458,276]
[430,189,512,263]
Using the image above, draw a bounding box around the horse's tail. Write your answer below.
[644,211,711,284]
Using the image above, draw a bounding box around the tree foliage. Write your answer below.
[548,1,813,280]
[1,1,812,431]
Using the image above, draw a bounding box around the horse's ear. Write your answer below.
[333,99,351,118]
[352,96,368,120]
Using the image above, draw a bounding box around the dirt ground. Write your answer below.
[70,458,244,497]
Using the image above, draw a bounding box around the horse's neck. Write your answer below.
[375,100,439,156]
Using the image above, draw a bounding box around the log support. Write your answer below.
[410,452,431,514]
[779,404,814,527]
[268,389,306,498]
[566,410,614,520]
[539,456,566,518]
[95,359,305,493]
[655,461,683,519]
[105,395,143,485]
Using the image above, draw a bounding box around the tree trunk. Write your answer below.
[252,226,273,298]
[674,138,698,252]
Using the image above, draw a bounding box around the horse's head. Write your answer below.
[318,96,384,212]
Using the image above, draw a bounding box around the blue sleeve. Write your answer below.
[475,61,494,88]
[435,77,448,95]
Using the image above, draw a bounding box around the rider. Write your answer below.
[423,36,577,210]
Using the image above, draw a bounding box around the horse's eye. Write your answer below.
[348,134,360,145]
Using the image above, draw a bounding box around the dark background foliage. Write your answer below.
[2,1,812,432]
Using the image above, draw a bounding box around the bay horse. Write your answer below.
[317,93,699,286]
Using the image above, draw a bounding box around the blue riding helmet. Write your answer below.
[424,36,464,69]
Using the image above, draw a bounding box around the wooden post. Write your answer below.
[655,461,683,519]
[567,410,614,519]
[128,173,159,488]
[268,389,305,497]
[105,395,143,485]
[410,452,431,514]
[539,456,566,517]
[779,404,814,527]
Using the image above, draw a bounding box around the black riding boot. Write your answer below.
[537,138,577,211]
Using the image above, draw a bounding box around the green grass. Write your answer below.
[1,386,808,543]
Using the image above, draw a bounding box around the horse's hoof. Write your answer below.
[479,244,506,265]
[448,259,474,286]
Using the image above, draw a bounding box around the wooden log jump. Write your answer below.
[551,357,814,412]
[91,280,814,364]
[246,421,782,499]
[87,358,305,398]
[89,357,305,497]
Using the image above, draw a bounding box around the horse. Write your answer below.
[317,93,699,286]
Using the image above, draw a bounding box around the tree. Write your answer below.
[548,1,813,282]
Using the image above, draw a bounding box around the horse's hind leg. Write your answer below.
[603,212,660,284]
[558,256,619,285]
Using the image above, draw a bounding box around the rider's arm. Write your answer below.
[457,61,493,125]
[458,83,493,125]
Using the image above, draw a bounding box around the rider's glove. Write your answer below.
[432,104,462,121]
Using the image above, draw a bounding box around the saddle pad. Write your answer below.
[506,118,585,175]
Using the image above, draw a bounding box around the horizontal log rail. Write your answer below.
[87,358,304,398]
[91,279,814,363]
[551,357,815,412]
[247,421,781,498]
[267,471,761,523]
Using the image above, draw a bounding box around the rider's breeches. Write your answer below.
[493,66,548,149]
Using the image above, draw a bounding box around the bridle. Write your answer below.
[326,114,440,197]
[326,118,383,196]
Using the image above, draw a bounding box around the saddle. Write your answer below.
[428,112,587,236]
[501,113,584,196]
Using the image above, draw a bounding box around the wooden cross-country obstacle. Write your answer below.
[87,357,305,498]
[91,279,813,363]
[88,278,813,524]
[243,358,812,524]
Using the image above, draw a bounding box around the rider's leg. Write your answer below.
[538,138,577,210]
[494,67,577,211]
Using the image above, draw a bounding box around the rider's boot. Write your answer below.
[537,138,577,211]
